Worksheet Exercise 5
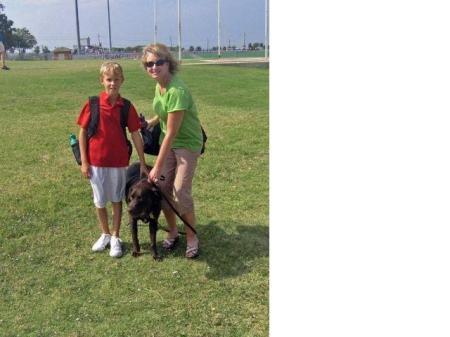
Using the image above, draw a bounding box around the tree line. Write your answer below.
[0,3,42,54]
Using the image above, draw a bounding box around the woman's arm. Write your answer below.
[146,115,160,128]
[148,111,184,182]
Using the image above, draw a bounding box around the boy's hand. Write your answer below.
[140,164,149,178]
[81,162,91,179]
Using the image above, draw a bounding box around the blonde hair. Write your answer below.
[99,61,124,80]
[141,43,179,74]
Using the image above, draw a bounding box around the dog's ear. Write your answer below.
[127,186,136,202]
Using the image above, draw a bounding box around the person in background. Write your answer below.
[0,31,10,70]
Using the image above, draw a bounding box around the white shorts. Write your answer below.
[89,166,126,208]
[0,42,5,53]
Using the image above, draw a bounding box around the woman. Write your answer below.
[142,43,203,259]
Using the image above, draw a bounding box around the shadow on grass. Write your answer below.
[119,221,269,280]
[199,221,269,280]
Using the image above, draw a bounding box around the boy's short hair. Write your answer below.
[99,61,124,80]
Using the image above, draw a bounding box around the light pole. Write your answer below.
[265,0,269,58]
[177,0,182,61]
[217,0,221,57]
[74,0,81,54]
[107,0,112,51]
[154,0,157,43]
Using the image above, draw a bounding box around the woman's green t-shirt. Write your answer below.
[153,75,203,152]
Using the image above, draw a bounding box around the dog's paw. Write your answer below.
[132,251,141,257]
[153,255,162,261]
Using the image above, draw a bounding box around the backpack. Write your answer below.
[87,96,133,159]
[139,118,161,156]
[139,115,207,156]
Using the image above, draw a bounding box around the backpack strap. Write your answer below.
[87,96,100,139]
[120,98,133,159]
[120,98,131,137]
[87,96,130,139]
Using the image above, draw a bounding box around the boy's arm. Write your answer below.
[130,130,149,177]
[79,127,90,179]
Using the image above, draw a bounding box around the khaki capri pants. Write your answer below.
[158,148,200,215]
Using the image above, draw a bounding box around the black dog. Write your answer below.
[125,162,162,260]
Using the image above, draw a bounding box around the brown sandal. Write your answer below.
[162,236,179,250]
[185,243,199,259]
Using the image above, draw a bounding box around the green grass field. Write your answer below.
[0,59,269,337]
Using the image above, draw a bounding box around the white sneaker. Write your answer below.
[92,233,111,252]
[109,236,123,258]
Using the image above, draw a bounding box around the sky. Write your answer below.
[2,0,267,50]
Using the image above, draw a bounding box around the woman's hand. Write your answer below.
[148,165,162,183]
[81,162,91,179]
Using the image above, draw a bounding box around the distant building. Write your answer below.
[53,47,72,60]
[80,37,91,48]
[73,37,104,55]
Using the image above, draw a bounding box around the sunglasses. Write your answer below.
[144,59,166,68]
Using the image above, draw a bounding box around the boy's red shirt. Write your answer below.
[77,92,140,167]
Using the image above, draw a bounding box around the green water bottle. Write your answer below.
[69,133,82,165]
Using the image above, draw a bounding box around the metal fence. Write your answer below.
[7,49,266,61]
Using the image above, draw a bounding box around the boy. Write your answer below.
[77,62,148,258]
